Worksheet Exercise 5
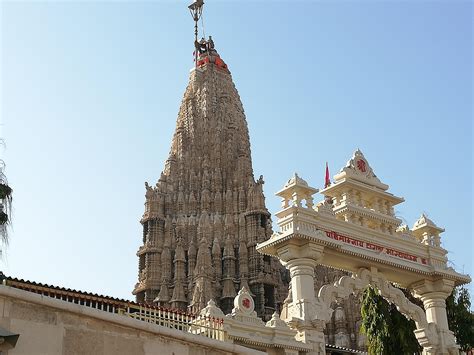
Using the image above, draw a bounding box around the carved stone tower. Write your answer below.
[133,36,286,319]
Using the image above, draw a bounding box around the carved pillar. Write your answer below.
[333,299,349,347]
[276,241,326,354]
[286,258,318,303]
[412,279,458,355]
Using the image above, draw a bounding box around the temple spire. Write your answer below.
[133,10,282,319]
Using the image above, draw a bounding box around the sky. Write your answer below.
[0,0,472,300]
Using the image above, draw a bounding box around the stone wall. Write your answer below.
[0,286,262,355]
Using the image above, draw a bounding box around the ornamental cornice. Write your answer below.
[244,209,271,217]
[227,335,311,352]
[280,213,422,258]
[222,255,237,260]
[258,231,471,285]
[136,245,160,256]
[271,174,469,286]
[431,270,471,285]
[332,245,469,286]
[140,214,163,224]
[322,178,404,205]
[136,246,146,256]
[132,282,146,294]
[331,245,430,275]
[314,212,431,257]
[333,203,401,226]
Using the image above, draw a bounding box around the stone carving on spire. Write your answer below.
[133,29,284,318]
[170,239,187,308]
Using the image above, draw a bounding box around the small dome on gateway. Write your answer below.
[413,213,442,231]
[284,173,309,188]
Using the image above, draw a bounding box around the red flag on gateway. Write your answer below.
[325,162,331,188]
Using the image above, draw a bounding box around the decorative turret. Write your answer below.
[189,236,214,312]
[195,237,212,277]
[170,240,187,309]
[238,240,251,293]
[412,214,444,247]
[320,149,404,235]
[212,237,222,286]
[276,173,318,209]
[187,237,197,298]
[221,235,237,313]
[154,245,171,306]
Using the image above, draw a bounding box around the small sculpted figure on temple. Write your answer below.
[208,36,215,50]
[195,37,207,54]
[145,182,154,199]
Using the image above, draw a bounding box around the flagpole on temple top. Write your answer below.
[188,0,204,68]
[325,162,331,188]
[324,162,334,205]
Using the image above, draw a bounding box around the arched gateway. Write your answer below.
[256,150,470,355]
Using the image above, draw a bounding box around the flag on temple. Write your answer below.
[325,162,331,188]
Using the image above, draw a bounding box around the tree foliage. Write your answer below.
[446,286,474,351]
[0,143,12,247]
[360,286,391,354]
[360,285,421,355]
[361,284,474,353]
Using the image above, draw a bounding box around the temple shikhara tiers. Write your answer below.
[132,35,287,319]
[1,1,469,355]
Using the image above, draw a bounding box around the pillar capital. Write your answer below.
[411,278,455,299]
[276,241,324,266]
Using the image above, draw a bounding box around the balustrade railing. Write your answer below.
[188,316,226,341]
[3,277,225,341]
[121,304,195,332]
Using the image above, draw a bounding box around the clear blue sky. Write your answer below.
[1,1,472,300]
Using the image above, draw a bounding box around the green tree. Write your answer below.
[446,286,474,351]
[361,285,421,355]
[360,286,391,355]
[389,303,421,354]
[0,148,12,248]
